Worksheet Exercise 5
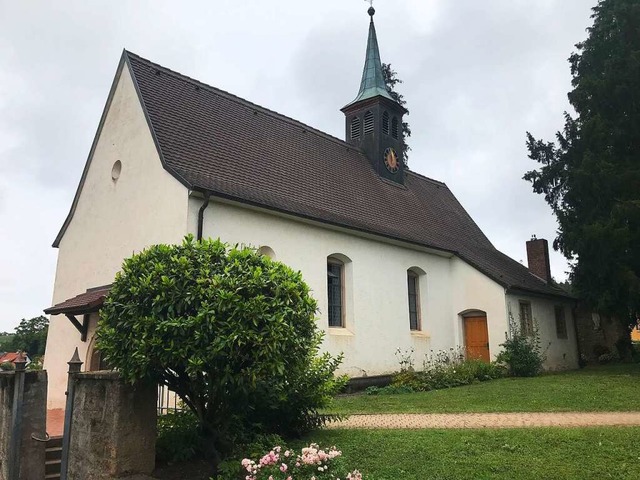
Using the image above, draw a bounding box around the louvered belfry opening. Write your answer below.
[391,116,399,139]
[351,116,361,140]
[363,111,374,136]
[382,111,389,135]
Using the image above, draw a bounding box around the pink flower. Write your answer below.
[280,463,288,472]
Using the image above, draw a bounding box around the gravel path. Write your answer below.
[328,412,640,429]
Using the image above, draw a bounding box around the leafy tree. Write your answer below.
[382,63,412,166]
[554,278,575,296]
[8,316,49,356]
[97,236,344,470]
[524,0,640,327]
[0,333,15,352]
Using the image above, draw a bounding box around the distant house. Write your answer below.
[43,8,579,410]
[0,352,31,367]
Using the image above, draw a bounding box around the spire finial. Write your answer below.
[366,0,375,18]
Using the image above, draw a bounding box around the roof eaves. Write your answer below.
[44,300,104,316]
[506,286,577,301]
[195,187,459,258]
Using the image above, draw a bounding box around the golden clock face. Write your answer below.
[384,147,399,173]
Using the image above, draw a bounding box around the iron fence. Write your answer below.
[157,384,183,415]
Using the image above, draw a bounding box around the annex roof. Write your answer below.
[45,285,111,315]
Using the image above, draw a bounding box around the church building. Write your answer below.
[44,7,579,409]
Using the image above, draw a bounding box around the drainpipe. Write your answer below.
[197,191,211,241]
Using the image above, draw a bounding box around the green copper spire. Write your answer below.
[345,7,394,108]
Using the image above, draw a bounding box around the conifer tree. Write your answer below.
[382,63,411,166]
[524,0,640,326]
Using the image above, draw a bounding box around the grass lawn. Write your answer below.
[300,427,640,479]
[330,363,640,414]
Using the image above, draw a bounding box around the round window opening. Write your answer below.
[111,160,122,181]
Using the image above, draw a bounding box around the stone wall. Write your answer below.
[67,371,156,480]
[0,370,47,480]
[574,304,629,363]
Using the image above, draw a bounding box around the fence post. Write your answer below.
[7,353,27,480]
[60,348,83,480]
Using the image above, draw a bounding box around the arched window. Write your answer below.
[391,116,399,139]
[363,111,374,136]
[257,245,276,260]
[327,254,352,330]
[407,267,426,331]
[350,116,361,141]
[382,111,390,135]
[327,257,344,327]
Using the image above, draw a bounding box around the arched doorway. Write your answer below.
[461,310,490,362]
[86,334,109,371]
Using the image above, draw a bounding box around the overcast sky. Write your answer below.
[0,0,595,332]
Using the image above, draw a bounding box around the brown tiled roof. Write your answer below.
[0,352,23,364]
[45,285,111,315]
[119,51,568,298]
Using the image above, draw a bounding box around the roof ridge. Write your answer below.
[405,169,446,187]
[124,50,363,154]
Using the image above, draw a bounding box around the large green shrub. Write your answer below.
[496,313,545,377]
[156,411,201,463]
[97,236,344,468]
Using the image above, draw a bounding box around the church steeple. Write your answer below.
[344,7,394,108]
[341,6,407,184]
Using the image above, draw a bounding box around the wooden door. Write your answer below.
[464,316,490,362]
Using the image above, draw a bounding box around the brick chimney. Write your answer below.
[526,237,551,283]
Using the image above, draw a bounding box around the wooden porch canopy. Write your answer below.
[44,285,111,341]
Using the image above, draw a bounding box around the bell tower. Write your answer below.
[341,6,407,184]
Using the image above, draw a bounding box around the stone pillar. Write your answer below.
[67,371,156,480]
[0,370,47,480]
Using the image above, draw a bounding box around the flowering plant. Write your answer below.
[241,444,362,480]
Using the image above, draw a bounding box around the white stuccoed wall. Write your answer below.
[505,294,579,370]
[190,197,514,375]
[450,258,510,359]
[44,64,188,409]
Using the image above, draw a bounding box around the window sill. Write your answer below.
[410,330,431,338]
[328,327,355,337]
